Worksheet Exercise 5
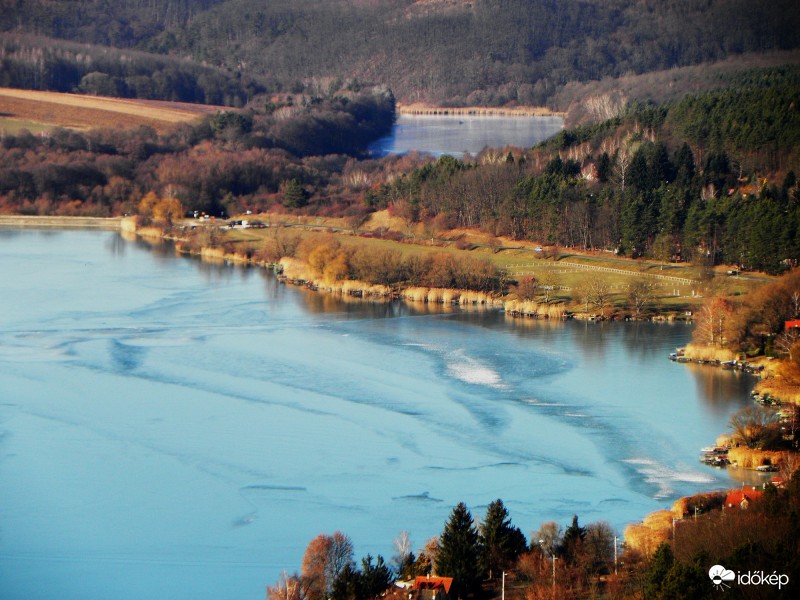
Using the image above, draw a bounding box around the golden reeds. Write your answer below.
[727,447,788,469]
[504,299,566,319]
[623,509,673,557]
[682,343,736,362]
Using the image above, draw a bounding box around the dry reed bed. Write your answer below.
[503,299,566,319]
[682,343,736,362]
[754,360,800,405]
[401,287,501,306]
[727,447,788,469]
[623,510,673,557]
[625,491,728,557]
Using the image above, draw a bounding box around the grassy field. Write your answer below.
[0,88,224,133]
[210,211,770,314]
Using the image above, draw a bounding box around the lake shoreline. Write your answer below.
[0,215,123,229]
[397,102,566,117]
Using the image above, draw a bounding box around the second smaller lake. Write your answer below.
[369,113,564,157]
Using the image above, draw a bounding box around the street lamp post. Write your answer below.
[538,539,557,597]
[614,536,618,575]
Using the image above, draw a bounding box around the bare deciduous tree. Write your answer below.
[775,328,800,362]
[301,532,354,600]
[627,278,656,316]
[729,405,781,450]
[588,275,612,314]
[267,571,305,600]
[537,270,560,304]
[693,297,735,347]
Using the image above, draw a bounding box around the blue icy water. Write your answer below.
[368,114,564,157]
[0,230,756,600]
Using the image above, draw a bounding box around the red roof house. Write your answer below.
[724,487,763,510]
[413,576,454,599]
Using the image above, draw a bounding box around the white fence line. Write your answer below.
[504,261,694,285]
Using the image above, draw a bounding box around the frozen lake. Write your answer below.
[0,230,757,600]
[368,114,564,157]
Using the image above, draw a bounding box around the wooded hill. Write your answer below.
[2,0,799,106]
[0,33,262,106]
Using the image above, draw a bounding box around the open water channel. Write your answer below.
[0,229,760,599]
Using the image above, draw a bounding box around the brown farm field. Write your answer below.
[0,88,226,133]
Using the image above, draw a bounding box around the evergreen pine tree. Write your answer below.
[479,499,527,580]
[560,515,587,565]
[436,502,483,598]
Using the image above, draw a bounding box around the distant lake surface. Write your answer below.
[369,114,564,157]
[0,230,760,600]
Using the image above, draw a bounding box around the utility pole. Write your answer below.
[614,536,618,575]
[501,571,505,600]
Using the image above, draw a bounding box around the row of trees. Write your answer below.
[266,234,505,294]
[268,500,620,600]
[270,476,800,599]
[693,269,800,354]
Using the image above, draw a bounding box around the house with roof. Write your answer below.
[412,576,454,600]
[724,486,763,510]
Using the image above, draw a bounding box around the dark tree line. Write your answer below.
[0,33,260,106]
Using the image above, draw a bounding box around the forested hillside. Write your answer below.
[2,0,799,105]
[2,63,798,275]
[0,33,261,106]
[354,66,800,273]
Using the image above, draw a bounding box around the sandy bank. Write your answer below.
[0,215,123,230]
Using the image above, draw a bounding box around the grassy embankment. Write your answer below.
[161,209,766,317]
[0,87,222,133]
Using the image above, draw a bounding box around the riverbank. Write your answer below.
[126,216,708,322]
[0,215,123,229]
[396,102,565,117]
